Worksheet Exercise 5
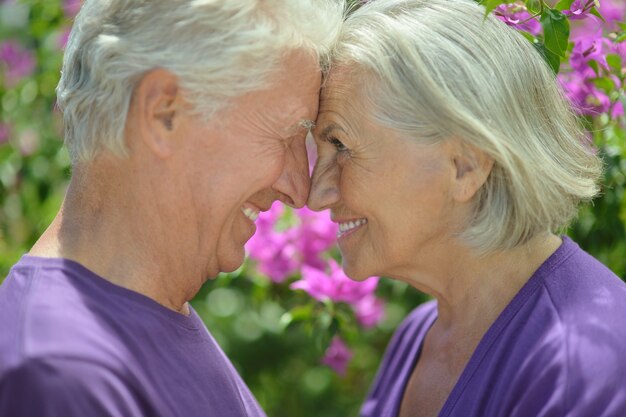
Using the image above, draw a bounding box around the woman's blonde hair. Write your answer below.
[333,0,602,253]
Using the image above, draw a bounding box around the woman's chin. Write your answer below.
[342,260,373,282]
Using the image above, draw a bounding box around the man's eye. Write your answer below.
[328,136,347,152]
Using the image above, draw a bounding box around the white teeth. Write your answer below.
[241,207,259,222]
[337,218,367,236]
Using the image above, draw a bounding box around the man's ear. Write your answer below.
[132,68,181,158]
[451,141,494,203]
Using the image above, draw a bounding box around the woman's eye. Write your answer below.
[328,136,347,152]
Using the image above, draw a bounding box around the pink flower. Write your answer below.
[246,203,298,282]
[494,3,542,36]
[63,0,82,18]
[292,207,338,270]
[558,72,612,116]
[291,260,378,305]
[599,0,626,26]
[252,238,300,283]
[321,336,353,375]
[246,204,338,283]
[611,100,624,119]
[570,0,626,39]
[570,14,603,40]
[611,41,626,63]
[563,0,596,20]
[58,27,71,49]
[0,40,35,87]
[0,123,10,146]
[569,31,611,71]
[582,86,612,115]
[354,295,385,328]
[18,128,40,156]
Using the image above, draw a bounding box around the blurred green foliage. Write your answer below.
[0,1,624,416]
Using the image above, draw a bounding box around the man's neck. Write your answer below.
[29,166,199,315]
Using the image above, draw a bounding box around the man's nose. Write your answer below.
[271,141,311,208]
[307,157,340,211]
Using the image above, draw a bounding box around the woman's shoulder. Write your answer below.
[486,238,626,412]
[540,237,626,321]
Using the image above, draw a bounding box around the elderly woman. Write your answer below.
[308,0,626,416]
[0,1,342,416]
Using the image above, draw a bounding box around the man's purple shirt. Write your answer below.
[362,237,626,417]
[0,256,266,417]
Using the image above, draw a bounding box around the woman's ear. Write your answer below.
[451,141,494,203]
[132,68,182,158]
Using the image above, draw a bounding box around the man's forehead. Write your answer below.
[276,102,315,132]
[279,118,315,138]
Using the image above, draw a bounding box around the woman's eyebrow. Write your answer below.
[318,123,346,139]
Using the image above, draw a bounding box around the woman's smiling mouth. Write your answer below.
[337,218,368,238]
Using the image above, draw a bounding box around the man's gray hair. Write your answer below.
[57,0,344,163]
[333,0,602,253]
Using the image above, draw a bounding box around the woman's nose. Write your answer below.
[307,157,340,211]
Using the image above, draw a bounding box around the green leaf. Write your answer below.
[554,0,575,11]
[589,6,606,23]
[607,54,623,73]
[534,42,562,74]
[588,59,600,77]
[313,329,332,353]
[316,311,333,331]
[329,318,340,335]
[591,77,616,94]
[616,33,626,43]
[519,30,539,44]
[541,8,570,58]
[288,304,314,322]
[279,312,293,330]
[480,0,506,17]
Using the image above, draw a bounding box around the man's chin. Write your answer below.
[203,263,242,282]
[215,251,245,275]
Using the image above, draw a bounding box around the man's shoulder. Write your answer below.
[0,257,142,374]
[1,355,127,387]
[0,355,157,417]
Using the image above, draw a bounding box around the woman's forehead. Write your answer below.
[319,73,366,119]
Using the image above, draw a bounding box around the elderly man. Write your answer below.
[0,1,342,416]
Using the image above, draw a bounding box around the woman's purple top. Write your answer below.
[0,256,266,417]
[361,237,626,417]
